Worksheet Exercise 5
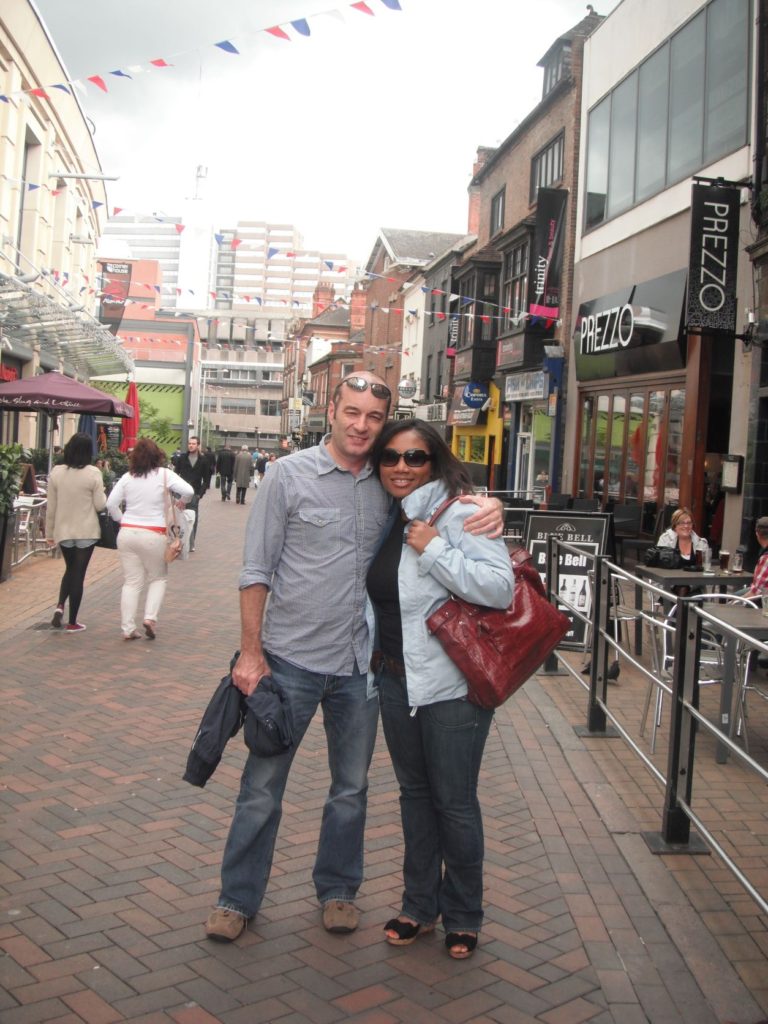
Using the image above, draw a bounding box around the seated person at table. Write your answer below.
[743,517,768,600]
[643,507,702,570]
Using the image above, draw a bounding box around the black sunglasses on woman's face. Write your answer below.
[379,448,433,468]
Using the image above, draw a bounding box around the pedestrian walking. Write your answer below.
[216,444,235,502]
[203,372,502,944]
[368,420,513,961]
[233,445,253,504]
[174,436,209,551]
[45,432,107,634]
[106,438,194,640]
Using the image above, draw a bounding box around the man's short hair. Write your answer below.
[756,516,768,534]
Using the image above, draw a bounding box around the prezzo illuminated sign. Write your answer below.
[574,269,686,381]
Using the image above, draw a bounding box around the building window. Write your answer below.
[583,0,749,230]
[530,133,564,203]
[260,399,280,416]
[490,188,505,236]
[542,43,570,97]
[501,240,529,330]
[221,399,257,414]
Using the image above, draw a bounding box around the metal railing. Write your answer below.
[543,538,768,916]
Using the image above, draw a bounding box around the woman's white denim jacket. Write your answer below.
[365,480,514,709]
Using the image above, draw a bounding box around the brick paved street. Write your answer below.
[1,492,766,1023]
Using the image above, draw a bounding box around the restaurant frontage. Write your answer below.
[567,205,755,545]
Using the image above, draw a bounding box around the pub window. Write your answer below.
[490,188,505,236]
[501,240,529,330]
[530,133,564,203]
[583,0,748,230]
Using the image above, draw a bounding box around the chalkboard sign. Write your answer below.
[523,511,611,648]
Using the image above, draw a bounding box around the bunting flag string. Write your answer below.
[0,0,401,105]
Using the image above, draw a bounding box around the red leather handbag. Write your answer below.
[425,499,570,709]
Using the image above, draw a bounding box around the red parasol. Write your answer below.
[119,380,141,452]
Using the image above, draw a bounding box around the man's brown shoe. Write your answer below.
[322,900,359,933]
[205,908,247,942]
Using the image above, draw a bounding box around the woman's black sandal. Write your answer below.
[384,917,435,946]
[445,932,478,959]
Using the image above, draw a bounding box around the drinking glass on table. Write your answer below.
[761,591,768,618]
[719,549,731,572]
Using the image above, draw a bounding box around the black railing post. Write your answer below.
[584,554,610,733]
[659,597,699,846]
[542,535,566,673]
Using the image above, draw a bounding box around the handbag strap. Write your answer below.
[427,495,534,568]
[164,470,178,532]
[426,495,462,526]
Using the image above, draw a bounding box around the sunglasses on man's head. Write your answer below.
[379,448,433,468]
[342,376,391,400]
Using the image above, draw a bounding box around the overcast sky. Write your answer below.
[33,0,619,263]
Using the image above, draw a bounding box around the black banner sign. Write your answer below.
[686,183,740,334]
[98,261,132,336]
[528,188,568,331]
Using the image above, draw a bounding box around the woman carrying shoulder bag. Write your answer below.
[46,432,107,634]
[106,438,194,640]
[366,420,513,961]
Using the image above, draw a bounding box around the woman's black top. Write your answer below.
[366,516,406,661]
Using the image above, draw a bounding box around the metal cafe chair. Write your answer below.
[582,569,644,681]
[639,592,757,754]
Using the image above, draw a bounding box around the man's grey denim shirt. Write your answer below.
[239,438,392,676]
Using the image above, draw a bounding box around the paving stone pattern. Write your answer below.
[0,493,765,1023]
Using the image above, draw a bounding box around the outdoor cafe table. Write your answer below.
[633,566,754,655]
[694,603,768,763]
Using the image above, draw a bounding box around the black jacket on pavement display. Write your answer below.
[183,653,294,787]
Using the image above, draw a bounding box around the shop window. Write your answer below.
[664,389,685,507]
[457,435,468,461]
[607,395,626,500]
[469,436,486,463]
[583,0,748,230]
[578,397,594,496]
[593,396,610,498]
[626,394,645,499]
[644,391,666,506]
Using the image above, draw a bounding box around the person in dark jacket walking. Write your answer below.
[216,445,236,502]
[175,436,210,552]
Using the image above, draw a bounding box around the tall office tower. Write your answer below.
[212,222,358,320]
[100,215,184,307]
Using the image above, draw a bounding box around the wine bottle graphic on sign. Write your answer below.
[577,579,587,609]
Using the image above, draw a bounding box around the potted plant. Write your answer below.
[0,443,24,582]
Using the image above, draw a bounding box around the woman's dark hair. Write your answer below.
[371,419,474,497]
[129,438,166,477]
[62,432,94,469]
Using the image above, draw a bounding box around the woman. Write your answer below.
[366,420,513,960]
[106,438,193,640]
[657,507,702,566]
[46,432,107,634]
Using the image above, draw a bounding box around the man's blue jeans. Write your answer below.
[377,665,493,933]
[217,652,379,919]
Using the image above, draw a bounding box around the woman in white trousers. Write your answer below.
[107,438,194,640]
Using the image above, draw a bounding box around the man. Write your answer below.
[216,444,235,502]
[204,372,501,943]
[175,436,210,552]
[233,445,254,504]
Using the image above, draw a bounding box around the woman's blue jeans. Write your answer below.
[217,652,379,919]
[377,665,493,933]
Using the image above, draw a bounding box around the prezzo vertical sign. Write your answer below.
[686,183,740,334]
[528,187,568,330]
